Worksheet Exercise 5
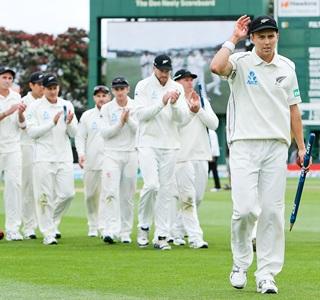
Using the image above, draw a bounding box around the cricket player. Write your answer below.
[26,74,78,245]
[172,69,219,248]
[210,15,306,293]
[0,66,26,241]
[75,85,111,237]
[100,77,137,244]
[21,71,44,239]
[135,54,191,250]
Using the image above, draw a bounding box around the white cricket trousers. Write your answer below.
[100,151,137,239]
[0,151,22,233]
[229,140,288,282]
[83,170,102,232]
[173,160,208,242]
[21,145,37,234]
[138,147,177,239]
[33,162,74,238]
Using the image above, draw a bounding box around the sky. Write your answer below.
[0,0,89,34]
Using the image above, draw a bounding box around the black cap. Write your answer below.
[111,77,129,88]
[249,15,278,34]
[153,54,172,71]
[173,69,197,81]
[30,71,44,83]
[42,74,59,87]
[93,85,110,95]
[0,66,15,78]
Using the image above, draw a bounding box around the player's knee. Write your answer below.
[181,196,194,211]
[233,207,256,221]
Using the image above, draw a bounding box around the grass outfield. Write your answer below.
[0,178,319,299]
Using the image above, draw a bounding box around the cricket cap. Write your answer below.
[249,15,278,34]
[93,85,110,95]
[42,74,59,87]
[173,69,197,81]
[111,77,129,88]
[0,66,16,78]
[154,54,172,71]
[29,71,44,83]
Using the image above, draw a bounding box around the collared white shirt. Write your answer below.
[26,97,78,162]
[100,97,137,152]
[0,90,24,154]
[75,106,104,170]
[226,47,301,145]
[134,73,191,149]
[177,97,219,162]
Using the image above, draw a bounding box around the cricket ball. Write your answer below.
[0,230,4,240]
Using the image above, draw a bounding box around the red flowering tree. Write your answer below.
[0,27,88,107]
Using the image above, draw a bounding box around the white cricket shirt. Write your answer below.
[75,106,104,170]
[177,97,219,162]
[134,73,191,149]
[227,47,301,146]
[26,97,78,162]
[100,97,137,152]
[0,90,24,154]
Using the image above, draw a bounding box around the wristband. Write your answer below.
[222,41,235,53]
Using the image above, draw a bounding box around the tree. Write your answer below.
[0,27,88,107]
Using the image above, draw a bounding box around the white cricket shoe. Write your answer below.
[121,236,132,244]
[88,229,98,237]
[257,279,278,294]
[173,237,186,246]
[6,231,23,241]
[43,236,58,245]
[137,227,149,247]
[154,238,171,250]
[189,240,208,249]
[230,265,247,289]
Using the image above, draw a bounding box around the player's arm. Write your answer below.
[134,83,165,122]
[26,105,59,139]
[290,104,307,166]
[197,98,219,130]
[210,15,250,76]
[65,104,78,138]
[100,105,123,139]
[75,113,87,168]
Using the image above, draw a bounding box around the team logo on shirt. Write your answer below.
[275,76,287,86]
[293,88,300,97]
[151,91,158,100]
[111,112,118,124]
[43,111,50,120]
[91,121,97,130]
[247,71,258,85]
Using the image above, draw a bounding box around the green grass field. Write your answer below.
[0,178,319,299]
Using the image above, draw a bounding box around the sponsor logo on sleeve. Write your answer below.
[293,88,300,97]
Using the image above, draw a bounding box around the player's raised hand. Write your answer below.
[78,155,85,169]
[120,108,129,126]
[66,111,74,124]
[5,104,20,116]
[17,103,27,114]
[53,111,63,125]
[169,90,181,104]
[232,15,251,42]
[162,92,171,105]
[188,91,200,113]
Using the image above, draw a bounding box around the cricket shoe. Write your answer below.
[230,265,247,289]
[173,237,186,246]
[55,231,61,239]
[43,236,58,245]
[252,238,256,252]
[137,227,149,247]
[88,229,98,237]
[103,235,115,244]
[257,279,278,294]
[24,231,37,240]
[189,240,208,249]
[121,235,132,244]
[6,231,23,241]
[153,237,171,250]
